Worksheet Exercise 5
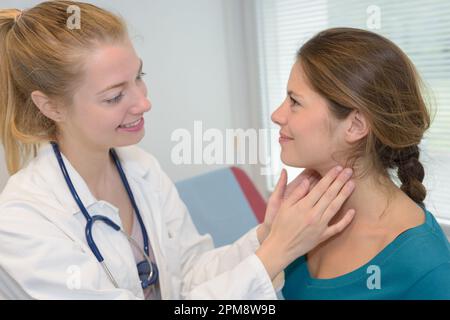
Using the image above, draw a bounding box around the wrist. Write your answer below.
[255,237,288,281]
[256,223,270,244]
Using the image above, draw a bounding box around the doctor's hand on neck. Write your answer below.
[257,168,321,244]
[256,165,356,281]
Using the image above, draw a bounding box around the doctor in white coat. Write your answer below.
[0,1,356,300]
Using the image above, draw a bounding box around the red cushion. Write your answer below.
[230,167,267,223]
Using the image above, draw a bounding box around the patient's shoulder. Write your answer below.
[386,207,450,276]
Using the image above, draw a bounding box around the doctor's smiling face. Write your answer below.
[61,39,151,149]
[32,38,151,152]
[271,61,348,175]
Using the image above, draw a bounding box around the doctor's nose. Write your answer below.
[140,97,152,113]
[130,91,152,114]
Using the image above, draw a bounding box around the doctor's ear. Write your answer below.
[344,110,369,143]
[31,90,67,123]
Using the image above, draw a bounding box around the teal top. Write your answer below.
[282,209,450,300]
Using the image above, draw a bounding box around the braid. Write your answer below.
[394,146,426,205]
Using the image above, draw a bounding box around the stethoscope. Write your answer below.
[50,142,159,289]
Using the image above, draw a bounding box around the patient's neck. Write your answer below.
[322,168,399,229]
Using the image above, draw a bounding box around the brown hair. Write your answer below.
[0,1,128,175]
[298,27,431,205]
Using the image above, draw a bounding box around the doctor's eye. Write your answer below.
[137,72,146,81]
[105,92,124,104]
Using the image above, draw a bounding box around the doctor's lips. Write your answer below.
[117,117,145,132]
[279,132,294,144]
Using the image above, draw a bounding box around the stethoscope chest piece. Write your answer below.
[137,260,159,289]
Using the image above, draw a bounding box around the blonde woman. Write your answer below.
[0,2,356,299]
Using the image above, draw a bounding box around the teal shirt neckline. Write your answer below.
[282,208,450,299]
[302,207,433,288]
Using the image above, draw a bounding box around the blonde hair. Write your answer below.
[0,1,128,175]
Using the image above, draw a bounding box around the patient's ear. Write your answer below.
[30,90,66,123]
[344,110,369,143]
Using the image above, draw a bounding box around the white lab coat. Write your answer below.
[0,142,282,300]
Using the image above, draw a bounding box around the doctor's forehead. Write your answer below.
[79,41,141,93]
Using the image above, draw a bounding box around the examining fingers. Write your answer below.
[321,179,355,224]
[304,166,344,206]
[284,169,314,199]
[257,167,356,278]
[272,169,287,200]
[313,168,353,214]
[321,209,356,241]
[285,178,310,207]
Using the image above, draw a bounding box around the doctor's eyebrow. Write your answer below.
[96,59,143,95]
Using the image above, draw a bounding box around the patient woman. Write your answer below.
[276,28,450,299]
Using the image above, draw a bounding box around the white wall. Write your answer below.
[0,0,268,196]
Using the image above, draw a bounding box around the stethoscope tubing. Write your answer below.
[50,142,158,288]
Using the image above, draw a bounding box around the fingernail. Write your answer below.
[346,180,355,190]
[336,166,343,172]
[344,168,353,177]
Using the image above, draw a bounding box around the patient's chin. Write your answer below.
[280,156,305,168]
[280,151,327,169]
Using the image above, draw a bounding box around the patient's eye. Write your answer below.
[289,96,301,107]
